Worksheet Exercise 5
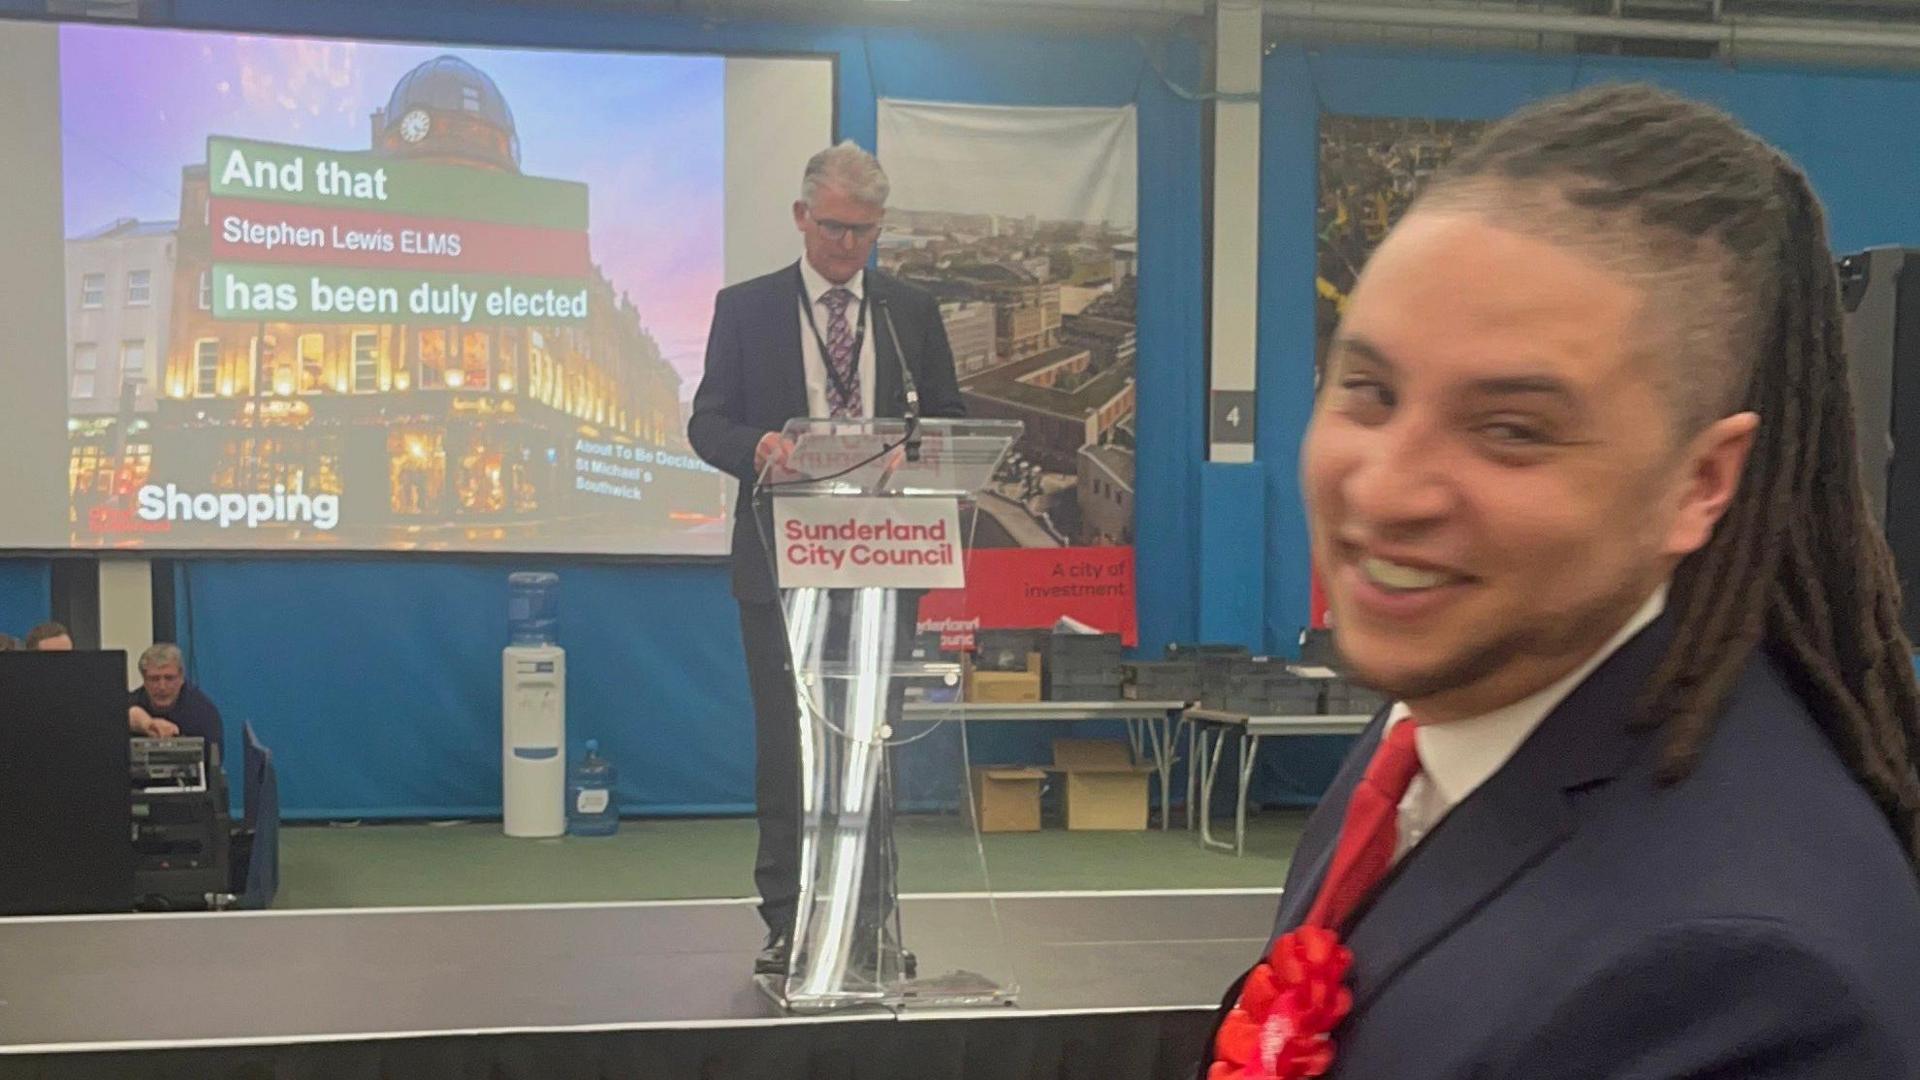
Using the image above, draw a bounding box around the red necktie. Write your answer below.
[1302,719,1424,931]
[1206,721,1424,1080]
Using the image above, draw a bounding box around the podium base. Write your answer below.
[756,968,1018,1014]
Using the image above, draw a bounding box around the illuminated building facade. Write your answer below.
[142,56,689,540]
[65,218,173,523]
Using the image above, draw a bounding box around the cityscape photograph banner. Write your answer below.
[1312,114,1485,626]
[876,99,1140,644]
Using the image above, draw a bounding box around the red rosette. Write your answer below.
[1208,927,1354,1080]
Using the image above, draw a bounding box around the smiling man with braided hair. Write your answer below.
[1201,84,1920,1080]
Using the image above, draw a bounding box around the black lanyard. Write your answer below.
[797,266,868,407]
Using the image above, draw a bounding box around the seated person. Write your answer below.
[25,621,73,650]
[128,643,224,752]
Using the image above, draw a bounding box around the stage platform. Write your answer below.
[0,888,1276,1080]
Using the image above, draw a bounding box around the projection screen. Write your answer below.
[0,19,833,556]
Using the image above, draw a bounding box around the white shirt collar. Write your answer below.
[798,257,865,306]
[1385,583,1668,808]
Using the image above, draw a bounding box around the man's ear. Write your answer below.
[1662,410,1759,558]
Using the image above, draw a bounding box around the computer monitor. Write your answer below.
[0,650,134,915]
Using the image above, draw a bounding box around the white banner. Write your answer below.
[876,99,1136,230]
[773,495,966,590]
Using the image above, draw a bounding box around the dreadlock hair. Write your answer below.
[1416,83,1920,864]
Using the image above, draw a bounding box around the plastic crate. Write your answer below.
[1047,633,1123,662]
[975,629,1049,672]
[1121,660,1199,702]
[1297,628,1338,667]
[1197,656,1300,708]
[1047,677,1124,702]
[1195,656,1250,703]
[1240,686,1325,716]
[1165,642,1251,662]
[1043,633,1123,700]
[1324,681,1389,716]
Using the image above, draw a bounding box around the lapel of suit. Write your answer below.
[774,262,810,419]
[1337,616,1673,1011]
[867,270,903,418]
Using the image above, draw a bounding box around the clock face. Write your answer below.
[399,109,431,144]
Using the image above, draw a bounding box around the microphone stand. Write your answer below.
[877,298,922,463]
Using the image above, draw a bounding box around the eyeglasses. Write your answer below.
[810,214,883,243]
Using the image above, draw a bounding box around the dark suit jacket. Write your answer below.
[1201,618,1920,1079]
[687,262,967,602]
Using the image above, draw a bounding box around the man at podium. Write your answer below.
[688,141,965,977]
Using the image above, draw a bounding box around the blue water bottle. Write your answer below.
[567,739,619,837]
[507,571,559,646]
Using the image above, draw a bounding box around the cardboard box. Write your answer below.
[970,767,1046,833]
[967,652,1041,703]
[1046,738,1155,831]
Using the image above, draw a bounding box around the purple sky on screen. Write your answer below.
[59,24,725,387]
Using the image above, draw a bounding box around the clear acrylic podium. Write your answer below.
[753,417,1022,1013]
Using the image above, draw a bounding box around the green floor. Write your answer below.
[274,812,1310,909]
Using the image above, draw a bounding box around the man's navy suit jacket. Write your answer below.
[687,261,966,604]
[1203,618,1920,1078]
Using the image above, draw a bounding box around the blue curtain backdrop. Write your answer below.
[1251,44,1920,804]
[90,0,1212,819]
[175,560,756,818]
[0,558,51,638]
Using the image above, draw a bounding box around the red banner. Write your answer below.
[917,546,1138,648]
[208,196,591,278]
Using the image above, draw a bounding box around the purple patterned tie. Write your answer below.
[820,287,859,418]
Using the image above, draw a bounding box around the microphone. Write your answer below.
[877,297,922,463]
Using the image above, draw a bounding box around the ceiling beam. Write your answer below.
[1264,0,1920,52]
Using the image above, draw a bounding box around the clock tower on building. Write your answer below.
[370,55,522,173]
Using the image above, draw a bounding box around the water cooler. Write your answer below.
[503,572,565,838]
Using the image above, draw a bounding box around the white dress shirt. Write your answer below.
[797,258,877,419]
[1386,584,1669,862]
